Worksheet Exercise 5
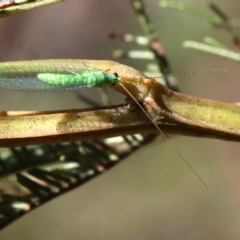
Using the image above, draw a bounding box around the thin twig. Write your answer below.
[130,0,179,91]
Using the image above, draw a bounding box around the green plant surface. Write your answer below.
[0,0,63,18]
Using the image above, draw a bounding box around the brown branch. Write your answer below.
[1,85,240,147]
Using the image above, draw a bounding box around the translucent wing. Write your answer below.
[0,61,102,91]
[0,71,90,91]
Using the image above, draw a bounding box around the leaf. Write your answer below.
[0,0,63,18]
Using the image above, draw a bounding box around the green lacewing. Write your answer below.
[37,71,119,88]
[0,59,206,187]
[0,61,120,91]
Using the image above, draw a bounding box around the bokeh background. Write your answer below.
[1,0,240,239]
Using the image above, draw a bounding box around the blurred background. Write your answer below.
[1,0,240,239]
